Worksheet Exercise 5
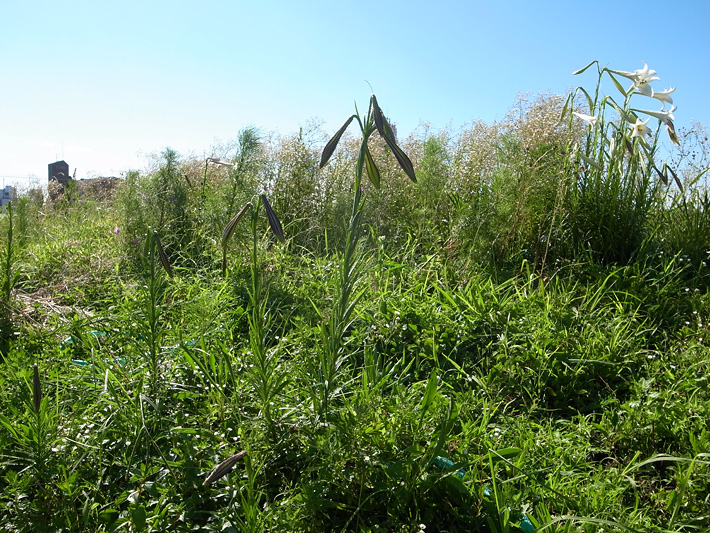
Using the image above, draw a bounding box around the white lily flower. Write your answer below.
[573,112,598,127]
[632,63,659,97]
[609,62,659,97]
[652,87,675,109]
[632,106,676,125]
[630,117,652,139]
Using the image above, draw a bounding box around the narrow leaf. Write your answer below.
[606,97,633,124]
[572,60,597,75]
[363,144,381,189]
[320,115,354,168]
[666,165,684,193]
[653,164,668,186]
[560,93,572,121]
[606,72,628,97]
[420,370,438,417]
[203,450,247,486]
[221,202,251,275]
[221,203,251,248]
[153,232,173,278]
[488,447,523,463]
[260,194,285,244]
[577,87,594,115]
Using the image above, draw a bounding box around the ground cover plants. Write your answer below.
[1,67,709,532]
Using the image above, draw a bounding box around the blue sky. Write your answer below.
[2,0,708,186]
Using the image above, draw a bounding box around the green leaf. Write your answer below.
[606,97,633,124]
[320,115,354,168]
[606,72,629,98]
[221,203,251,249]
[560,93,572,121]
[572,60,597,75]
[260,194,285,244]
[420,370,438,419]
[577,87,594,114]
[488,447,523,463]
[363,143,381,189]
[666,164,684,192]
[130,505,147,530]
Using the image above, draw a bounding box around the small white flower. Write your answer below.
[652,87,675,109]
[573,112,598,127]
[630,117,652,139]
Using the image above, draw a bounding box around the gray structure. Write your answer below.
[48,160,71,185]
[0,186,15,207]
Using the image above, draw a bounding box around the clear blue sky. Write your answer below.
[2,0,708,185]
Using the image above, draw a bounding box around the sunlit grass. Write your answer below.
[0,68,708,531]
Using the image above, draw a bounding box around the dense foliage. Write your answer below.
[0,87,709,532]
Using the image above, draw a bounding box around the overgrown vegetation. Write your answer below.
[1,66,709,532]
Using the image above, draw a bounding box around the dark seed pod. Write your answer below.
[33,365,41,414]
[153,232,173,278]
[261,195,285,244]
[203,450,247,486]
[320,115,355,168]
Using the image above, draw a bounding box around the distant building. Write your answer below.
[48,160,74,200]
[48,160,72,186]
[0,185,16,207]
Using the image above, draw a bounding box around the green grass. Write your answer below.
[0,89,709,531]
[1,210,708,531]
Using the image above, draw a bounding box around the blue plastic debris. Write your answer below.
[482,486,534,531]
[433,456,466,479]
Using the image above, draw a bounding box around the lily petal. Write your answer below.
[632,106,676,125]
[652,87,675,109]
[573,112,599,127]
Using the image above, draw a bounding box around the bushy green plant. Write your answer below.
[561,61,682,265]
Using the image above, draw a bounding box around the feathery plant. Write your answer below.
[561,60,682,264]
[225,126,262,222]
[222,194,285,432]
[314,93,417,421]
